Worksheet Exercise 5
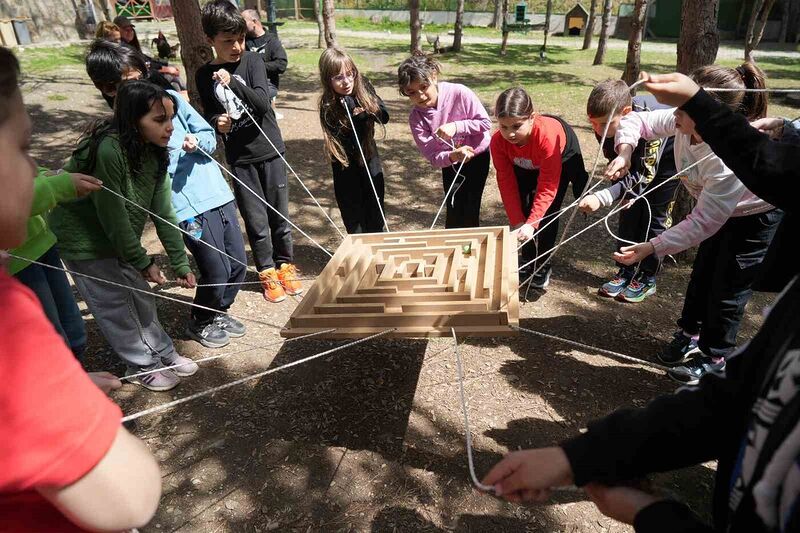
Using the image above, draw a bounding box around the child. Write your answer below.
[196,0,301,303]
[318,46,389,234]
[608,63,782,384]
[491,87,589,288]
[398,53,491,229]
[85,38,249,350]
[578,79,679,302]
[0,45,161,532]
[95,20,121,43]
[50,80,198,392]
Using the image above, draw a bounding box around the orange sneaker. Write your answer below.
[278,263,303,296]
[259,268,286,303]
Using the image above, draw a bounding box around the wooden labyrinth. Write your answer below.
[281,227,519,339]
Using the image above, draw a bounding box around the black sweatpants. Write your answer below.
[517,152,589,272]
[678,208,783,359]
[332,157,385,234]
[615,178,679,278]
[180,201,248,325]
[441,150,490,228]
[232,156,293,272]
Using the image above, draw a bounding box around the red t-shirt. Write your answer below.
[490,115,568,228]
[0,271,122,532]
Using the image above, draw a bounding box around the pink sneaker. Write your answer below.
[126,365,180,391]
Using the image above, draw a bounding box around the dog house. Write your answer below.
[564,3,589,36]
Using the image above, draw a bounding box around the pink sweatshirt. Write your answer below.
[408,81,492,169]
[615,108,773,258]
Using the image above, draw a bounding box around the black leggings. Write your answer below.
[441,150,490,228]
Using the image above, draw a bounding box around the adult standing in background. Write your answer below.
[241,8,288,119]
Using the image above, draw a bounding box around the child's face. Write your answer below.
[330,64,355,96]
[588,113,623,138]
[403,76,438,109]
[100,67,143,98]
[120,25,135,43]
[673,109,700,139]
[497,114,535,146]
[138,97,176,147]
[0,90,36,249]
[208,32,245,63]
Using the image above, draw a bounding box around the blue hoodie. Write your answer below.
[167,90,235,221]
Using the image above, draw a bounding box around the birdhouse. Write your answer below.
[564,3,590,36]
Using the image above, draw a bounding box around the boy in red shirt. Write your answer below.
[491,87,589,289]
[0,46,161,532]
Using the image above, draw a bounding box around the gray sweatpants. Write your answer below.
[63,258,177,370]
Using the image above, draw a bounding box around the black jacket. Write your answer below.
[245,32,288,90]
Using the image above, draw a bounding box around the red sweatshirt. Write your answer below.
[490,115,569,228]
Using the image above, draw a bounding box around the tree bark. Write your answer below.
[582,0,599,49]
[453,0,465,52]
[322,0,337,47]
[623,0,648,86]
[542,0,553,53]
[499,0,509,55]
[745,0,777,61]
[170,0,214,112]
[592,0,613,65]
[677,0,719,74]
[410,0,422,53]
[491,0,503,30]
[294,0,303,19]
[313,0,324,48]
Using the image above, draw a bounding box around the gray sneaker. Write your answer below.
[161,353,199,377]
[126,365,180,392]
[214,314,246,338]
[186,320,230,348]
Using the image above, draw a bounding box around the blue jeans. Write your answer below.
[15,245,87,361]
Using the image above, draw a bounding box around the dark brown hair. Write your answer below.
[587,79,632,118]
[0,47,20,126]
[691,62,768,120]
[397,52,441,96]
[494,87,534,118]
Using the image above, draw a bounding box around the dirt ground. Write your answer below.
[21,36,774,532]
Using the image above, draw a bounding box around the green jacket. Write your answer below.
[8,168,77,275]
[50,134,191,277]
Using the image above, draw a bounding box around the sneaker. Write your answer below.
[162,352,200,377]
[274,110,284,120]
[214,313,246,338]
[668,355,726,385]
[529,265,553,289]
[658,330,701,365]
[616,275,657,303]
[186,320,230,349]
[278,263,303,296]
[598,268,634,298]
[126,365,180,392]
[259,267,286,303]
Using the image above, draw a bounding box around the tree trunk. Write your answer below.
[542,0,553,53]
[322,0,337,47]
[592,0,613,65]
[453,0,465,52]
[491,0,503,30]
[410,0,422,53]
[170,0,214,112]
[780,0,790,42]
[583,0,599,49]
[677,0,719,74]
[499,0,509,55]
[745,0,777,61]
[313,0,324,48]
[623,0,648,86]
[294,0,303,19]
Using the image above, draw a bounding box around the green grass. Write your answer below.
[15,45,85,74]
[47,94,68,101]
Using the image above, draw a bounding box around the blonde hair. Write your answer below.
[95,21,120,40]
[318,47,383,166]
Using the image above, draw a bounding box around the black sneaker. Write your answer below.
[186,320,230,348]
[214,314,246,338]
[529,265,553,289]
[668,355,726,385]
[658,330,701,365]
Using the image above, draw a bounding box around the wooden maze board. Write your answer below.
[281,227,519,339]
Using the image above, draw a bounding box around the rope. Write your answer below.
[6,253,282,330]
[121,329,336,380]
[220,80,346,239]
[195,146,334,258]
[341,98,390,232]
[430,156,468,230]
[704,87,800,93]
[121,328,395,422]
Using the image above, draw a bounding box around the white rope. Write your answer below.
[430,156,468,230]
[341,97,390,232]
[121,329,336,380]
[6,253,282,330]
[704,87,800,93]
[220,81,346,239]
[195,146,334,258]
[121,328,395,422]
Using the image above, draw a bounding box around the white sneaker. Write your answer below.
[126,365,180,392]
[274,110,284,120]
[161,353,199,377]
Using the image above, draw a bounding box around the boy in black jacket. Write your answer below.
[196,0,301,304]
[481,74,800,532]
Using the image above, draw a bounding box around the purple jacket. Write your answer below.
[408,81,492,169]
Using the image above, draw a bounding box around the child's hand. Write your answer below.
[217,114,232,134]
[584,483,661,525]
[177,272,197,289]
[142,262,167,285]
[579,194,601,213]
[605,150,632,181]
[613,242,655,265]
[515,223,535,242]
[640,71,700,108]
[352,106,365,115]
[160,66,180,77]
[88,371,123,395]
[482,447,574,502]
[436,122,458,141]
[70,173,103,197]
[182,134,198,152]
[449,145,475,163]
[750,117,784,139]
[213,69,231,86]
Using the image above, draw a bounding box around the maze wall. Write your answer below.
[281,226,519,339]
